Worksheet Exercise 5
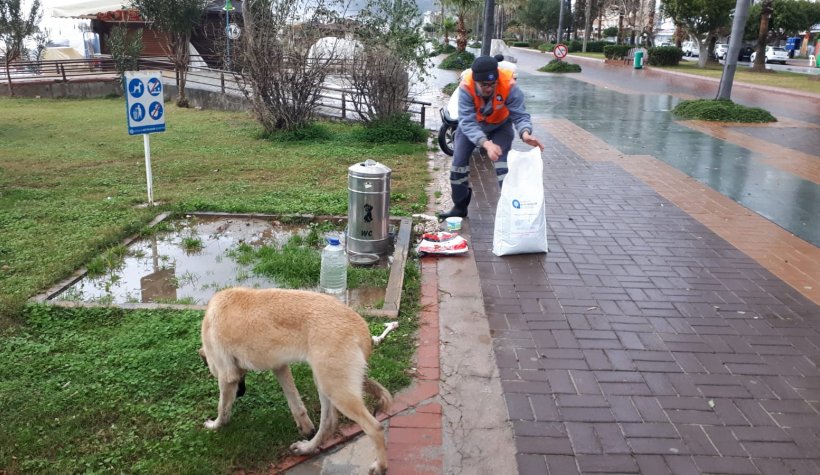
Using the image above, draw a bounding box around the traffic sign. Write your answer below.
[553,44,568,60]
[125,71,165,135]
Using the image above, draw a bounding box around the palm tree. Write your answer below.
[444,0,480,52]
[442,16,456,47]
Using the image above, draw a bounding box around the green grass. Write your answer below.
[660,61,820,95]
[672,98,777,123]
[0,96,429,472]
[442,82,458,96]
[538,59,582,73]
[0,260,419,473]
[0,97,430,320]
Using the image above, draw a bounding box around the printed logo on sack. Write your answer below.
[512,199,521,209]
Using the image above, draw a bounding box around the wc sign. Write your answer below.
[125,71,165,135]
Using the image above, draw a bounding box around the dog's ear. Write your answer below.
[198,347,208,367]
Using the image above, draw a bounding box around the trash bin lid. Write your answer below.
[348,159,392,177]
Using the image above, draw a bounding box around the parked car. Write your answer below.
[714,43,729,60]
[750,46,789,65]
[682,41,699,57]
[738,46,754,62]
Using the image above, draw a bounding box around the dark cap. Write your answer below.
[471,55,499,82]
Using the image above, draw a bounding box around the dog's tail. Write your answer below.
[364,377,393,416]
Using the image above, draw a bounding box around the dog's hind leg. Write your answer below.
[328,389,388,475]
[273,366,315,437]
[205,376,240,429]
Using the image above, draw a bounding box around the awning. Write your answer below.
[50,1,132,19]
[51,0,242,18]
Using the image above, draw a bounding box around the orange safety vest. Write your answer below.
[460,68,515,125]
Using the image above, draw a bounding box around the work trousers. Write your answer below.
[450,121,515,206]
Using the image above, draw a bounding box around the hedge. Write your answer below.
[647,46,684,66]
[603,45,632,59]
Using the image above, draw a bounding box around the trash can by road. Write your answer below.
[634,50,644,69]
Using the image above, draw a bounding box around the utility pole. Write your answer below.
[717,0,752,100]
[481,0,495,56]
[557,0,566,43]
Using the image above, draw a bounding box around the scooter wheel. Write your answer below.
[438,123,455,156]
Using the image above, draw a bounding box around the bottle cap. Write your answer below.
[327,237,341,246]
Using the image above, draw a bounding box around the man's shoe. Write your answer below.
[437,206,468,220]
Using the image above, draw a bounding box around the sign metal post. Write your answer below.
[124,71,166,206]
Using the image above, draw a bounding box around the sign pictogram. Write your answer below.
[125,71,165,135]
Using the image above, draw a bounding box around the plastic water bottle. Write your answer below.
[319,236,347,295]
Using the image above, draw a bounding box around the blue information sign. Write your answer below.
[125,71,165,135]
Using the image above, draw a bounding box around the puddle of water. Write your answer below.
[52,215,389,310]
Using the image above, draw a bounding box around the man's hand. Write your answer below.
[482,140,503,161]
[522,131,544,151]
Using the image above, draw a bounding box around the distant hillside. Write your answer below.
[346,0,437,15]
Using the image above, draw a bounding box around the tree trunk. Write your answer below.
[753,0,773,72]
[174,32,190,107]
[582,0,593,52]
[4,58,14,96]
[617,8,624,45]
[456,15,467,52]
[597,8,603,40]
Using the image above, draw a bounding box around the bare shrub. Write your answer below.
[238,0,343,133]
[348,46,409,122]
[346,0,428,122]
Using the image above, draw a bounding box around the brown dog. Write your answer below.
[199,288,393,475]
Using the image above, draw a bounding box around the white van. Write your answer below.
[682,41,699,57]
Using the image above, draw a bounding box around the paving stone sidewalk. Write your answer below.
[465,128,820,474]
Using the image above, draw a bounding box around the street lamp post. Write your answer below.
[224,0,235,70]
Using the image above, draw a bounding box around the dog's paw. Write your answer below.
[290,440,319,455]
[297,420,316,438]
[368,461,387,475]
[204,419,220,430]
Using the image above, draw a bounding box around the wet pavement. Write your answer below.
[512,53,820,247]
[464,49,820,474]
[282,48,820,474]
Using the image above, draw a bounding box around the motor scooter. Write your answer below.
[437,92,459,156]
[437,56,517,156]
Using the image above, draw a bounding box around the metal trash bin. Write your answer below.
[347,159,391,257]
[634,50,644,69]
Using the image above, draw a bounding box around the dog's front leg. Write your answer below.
[291,391,336,455]
[205,376,239,430]
[273,366,315,437]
